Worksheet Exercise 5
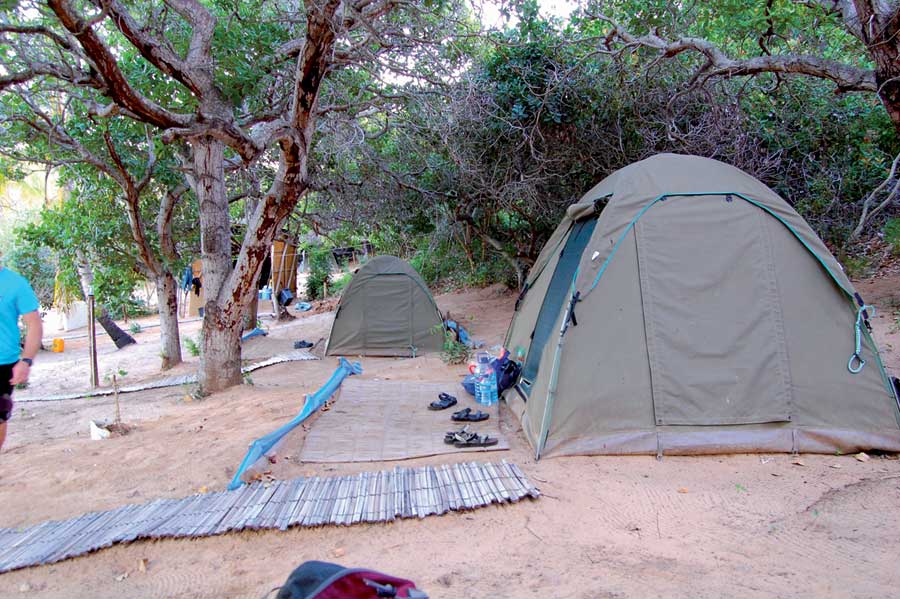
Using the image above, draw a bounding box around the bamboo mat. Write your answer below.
[0,461,539,573]
[299,379,508,463]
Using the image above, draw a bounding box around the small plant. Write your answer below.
[330,272,352,295]
[433,324,470,365]
[128,322,142,335]
[180,383,209,402]
[184,335,201,357]
[838,253,871,279]
[884,218,900,256]
[242,372,254,386]
[103,368,131,435]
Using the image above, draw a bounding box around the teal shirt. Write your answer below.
[0,267,39,365]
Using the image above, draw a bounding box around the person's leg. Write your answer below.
[0,363,14,452]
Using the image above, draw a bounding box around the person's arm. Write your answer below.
[10,311,42,386]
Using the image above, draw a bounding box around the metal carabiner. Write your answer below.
[848,353,866,374]
[848,304,875,374]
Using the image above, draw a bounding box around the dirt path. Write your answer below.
[2,283,899,598]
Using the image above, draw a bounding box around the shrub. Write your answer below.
[838,253,872,279]
[884,218,900,256]
[330,272,352,295]
[305,246,333,300]
[184,335,201,357]
[434,324,470,365]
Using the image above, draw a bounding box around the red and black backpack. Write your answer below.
[275,561,428,599]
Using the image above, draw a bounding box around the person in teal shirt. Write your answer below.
[0,254,42,450]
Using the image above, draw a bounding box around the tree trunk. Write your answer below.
[875,66,900,134]
[850,1,900,134]
[157,272,182,370]
[195,136,243,392]
[201,317,243,391]
[75,252,136,348]
[95,308,137,349]
[245,293,259,331]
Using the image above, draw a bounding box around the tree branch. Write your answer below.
[47,0,191,129]
[851,151,900,239]
[158,183,188,265]
[102,0,214,97]
[589,12,878,93]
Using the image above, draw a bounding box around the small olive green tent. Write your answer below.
[505,153,900,459]
[326,255,444,357]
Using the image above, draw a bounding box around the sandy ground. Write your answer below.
[2,280,900,599]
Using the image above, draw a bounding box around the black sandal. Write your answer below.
[443,425,474,445]
[429,392,458,411]
[453,433,498,448]
[451,407,489,422]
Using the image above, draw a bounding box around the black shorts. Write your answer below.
[0,362,14,422]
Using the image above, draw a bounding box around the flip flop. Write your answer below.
[451,407,490,422]
[453,433,498,448]
[429,392,458,411]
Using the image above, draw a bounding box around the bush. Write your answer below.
[107,298,154,321]
[304,246,333,300]
[410,236,518,290]
[884,218,900,256]
[434,324,470,365]
[838,253,872,279]
[330,272,352,295]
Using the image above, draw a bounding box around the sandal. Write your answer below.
[453,433,498,448]
[429,392,458,411]
[451,407,489,422]
[443,425,474,445]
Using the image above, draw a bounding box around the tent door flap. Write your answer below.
[520,216,598,395]
[636,195,793,426]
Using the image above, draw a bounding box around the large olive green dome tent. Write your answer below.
[504,153,900,459]
[326,255,444,357]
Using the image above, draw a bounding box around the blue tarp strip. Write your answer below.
[227,357,363,490]
[241,327,268,342]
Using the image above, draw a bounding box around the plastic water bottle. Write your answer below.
[473,375,484,405]
[470,351,492,405]
[479,367,498,406]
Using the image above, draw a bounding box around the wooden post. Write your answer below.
[87,291,99,388]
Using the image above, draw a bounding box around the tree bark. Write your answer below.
[195,135,243,391]
[75,252,136,349]
[95,308,137,349]
[200,316,243,391]
[157,272,182,369]
[852,0,900,133]
[245,293,259,331]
